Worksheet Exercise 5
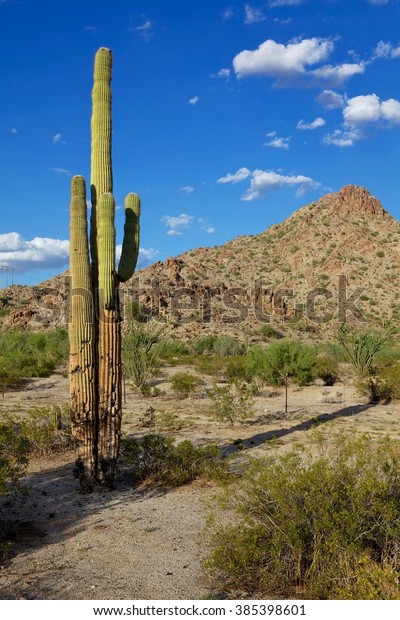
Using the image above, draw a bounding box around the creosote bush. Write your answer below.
[206,380,255,425]
[122,322,167,395]
[206,433,400,599]
[245,340,317,386]
[170,372,200,399]
[120,434,228,487]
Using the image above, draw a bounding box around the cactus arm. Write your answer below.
[97,192,116,310]
[117,193,141,282]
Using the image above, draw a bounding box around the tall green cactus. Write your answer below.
[69,47,141,489]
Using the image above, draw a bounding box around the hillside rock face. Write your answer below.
[1,185,399,338]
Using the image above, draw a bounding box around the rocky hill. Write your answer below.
[1,185,400,340]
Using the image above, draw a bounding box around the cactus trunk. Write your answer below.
[69,48,140,489]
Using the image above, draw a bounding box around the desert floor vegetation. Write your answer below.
[1,327,400,599]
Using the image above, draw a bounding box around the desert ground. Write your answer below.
[0,365,399,600]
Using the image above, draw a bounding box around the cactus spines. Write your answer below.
[69,48,140,489]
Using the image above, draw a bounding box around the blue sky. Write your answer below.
[1,0,400,286]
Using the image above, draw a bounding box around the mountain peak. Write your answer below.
[326,184,387,218]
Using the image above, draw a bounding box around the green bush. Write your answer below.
[170,372,199,399]
[315,354,340,386]
[259,324,282,340]
[245,340,317,386]
[0,328,68,393]
[355,366,400,403]
[335,325,395,375]
[192,335,246,357]
[122,322,167,394]
[206,433,400,599]
[206,380,255,425]
[120,434,227,486]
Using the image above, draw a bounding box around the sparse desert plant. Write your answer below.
[122,321,166,395]
[336,324,395,375]
[259,324,282,340]
[206,380,255,425]
[120,434,227,486]
[206,433,400,599]
[314,354,340,385]
[170,371,199,399]
[18,405,75,456]
[355,365,400,403]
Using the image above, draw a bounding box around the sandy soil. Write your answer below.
[1,366,400,600]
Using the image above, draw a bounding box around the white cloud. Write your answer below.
[189,96,200,105]
[198,218,216,234]
[206,226,216,234]
[52,133,62,144]
[233,37,364,87]
[264,135,291,149]
[343,93,400,126]
[297,117,326,130]
[11,127,18,134]
[217,167,251,184]
[323,128,361,147]
[218,168,319,200]
[372,40,400,60]
[0,233,69,272]
[161,213,194,236]
[50,167,71,176]
[311,62,365,86]
[211,68,231,79]
[134,20,153,41]
[244,4,266,23]
[269,0,306,6]
[316,89,345,110]
[180,186,194,194]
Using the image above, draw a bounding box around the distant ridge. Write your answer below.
[1,185,400,339]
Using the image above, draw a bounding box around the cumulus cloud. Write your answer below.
[198,218,216,234]
[180,186,195,194]
[0,233,69,272]
[232,37,364,87]
[161,213,194,236]
[244,4,266,23]
[218,168,319,200]
[316,89,346,110]
[343,94,400,126]
[189,95,200,105]
[217,167,251,184]
[264,132,291,149]
[297,117,326,130]
[211,68,231,79]
[323,128,362,147]
[52,133,63,144]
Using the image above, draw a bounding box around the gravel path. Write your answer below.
[0,454,216,600]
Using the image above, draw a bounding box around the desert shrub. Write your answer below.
[225,356,248,382]
[159,339,192,364]
[0,420,30,497]
[259,324,282,340]
[170,372,199,399]
[0,328,68,393]
[355,366,400,403]
[336,325,395,375]
[314,354,340,385]
[192,335,246,357]
[122,322,167,394]
[245,340,317,386]
[18,405,75,456]
[206,433,400,599]
[120,434,227,486]
[193,354,226,376]
[206,380,255,425]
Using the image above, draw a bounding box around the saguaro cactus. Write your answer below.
[69,48,140,489]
